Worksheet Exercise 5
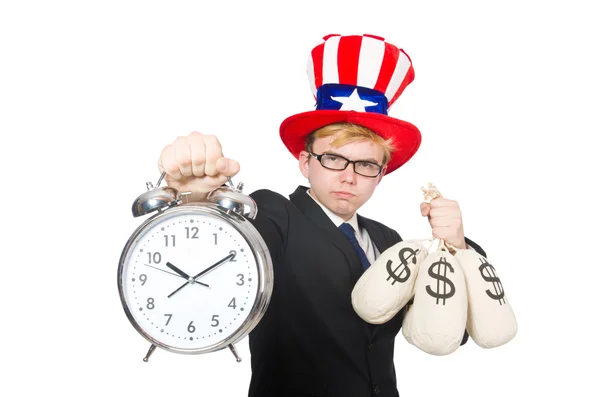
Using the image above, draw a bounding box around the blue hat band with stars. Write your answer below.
[315,84,389,115]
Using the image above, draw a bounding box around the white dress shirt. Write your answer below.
[307,190,380,264]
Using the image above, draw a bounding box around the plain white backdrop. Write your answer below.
[1,1,598,396]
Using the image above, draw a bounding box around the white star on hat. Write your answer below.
[331,88,378,112]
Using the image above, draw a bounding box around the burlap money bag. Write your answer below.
[453,248,517,348]
[402,242,468,355]
[352,240,427,324]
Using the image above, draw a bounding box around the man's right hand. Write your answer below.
[158,132,240,202]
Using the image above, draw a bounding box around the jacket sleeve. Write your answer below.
[248,189,290,268]
[246,189,290,397]
[465,236,486,258]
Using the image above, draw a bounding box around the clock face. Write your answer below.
[119,208,260,352]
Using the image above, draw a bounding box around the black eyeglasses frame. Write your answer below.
[308,152,384,178]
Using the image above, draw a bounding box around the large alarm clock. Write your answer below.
[118,173,273,362]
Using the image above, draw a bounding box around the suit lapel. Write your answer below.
[357,214,396,255]
[289,186,365,283]
[289,186,376,377]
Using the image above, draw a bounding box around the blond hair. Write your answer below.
[305,123,394,165]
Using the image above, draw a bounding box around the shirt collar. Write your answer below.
[306,189,360,232]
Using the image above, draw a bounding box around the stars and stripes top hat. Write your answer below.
[280,33,422,174]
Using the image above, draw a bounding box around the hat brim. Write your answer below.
[280,110,421,174]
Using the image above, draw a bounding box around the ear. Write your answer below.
[299,151,310,178]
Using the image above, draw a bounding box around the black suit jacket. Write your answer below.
[247,186,485,397]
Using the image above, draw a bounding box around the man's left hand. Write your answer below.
[420,198,466,249]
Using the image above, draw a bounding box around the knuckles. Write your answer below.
[178,156,192,167]
[430,198,461,215]
[163,162,181,175]
[202,133,217,142]
[431,198,459,207]
[159,131,228,180]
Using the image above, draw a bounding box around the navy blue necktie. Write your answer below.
[339,223,370,271]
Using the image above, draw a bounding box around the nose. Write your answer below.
[340,165,357,184]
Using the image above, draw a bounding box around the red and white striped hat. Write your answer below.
[280,34,421,174]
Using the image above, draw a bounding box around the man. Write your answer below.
[158,34,485,397]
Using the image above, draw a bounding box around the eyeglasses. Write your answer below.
[309,152,384,177]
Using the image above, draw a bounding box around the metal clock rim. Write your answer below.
[117,203,273,355]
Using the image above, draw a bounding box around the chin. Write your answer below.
[333,203,357,217]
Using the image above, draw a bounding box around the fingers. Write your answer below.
[198,135,240,178]
[428,214,456,228]
[429,207,461,220]
[173,135,193,177]
[422,199,462,226]
[429,198,459,209]
[421,197,466,248]
[431,226,455,238]
[158,131,239,184]
[202,134,222,176]
[423,198,461,218]
[216,157,240,176]
[420,202,430,217]
[158,144,182,180]
[158,135,195,180]
[189,132,208,176]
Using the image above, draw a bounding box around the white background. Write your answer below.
[1,1,598,396]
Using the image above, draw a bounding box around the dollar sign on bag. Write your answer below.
[426,257,456,305]
[478,258,505,304]
[386,247,419,285]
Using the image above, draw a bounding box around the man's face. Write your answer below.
[299,132,387,221]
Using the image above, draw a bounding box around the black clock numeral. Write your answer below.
[211,315,220,327]
[188,321,196,333]
[228,298,237,309]
[164,314,172,326]
[229,250,237,262]
[147,252,161,264]
[186,227,199,239]
[164,235,176,247]
[236,274,245,286]
[213,233,218,245]
[146,298,155,310]
[139,274,147,285]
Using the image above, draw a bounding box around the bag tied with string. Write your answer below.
[401,184,468,356]
[402,240,468,356]
[352,239,428,324]
[453,247,518,348]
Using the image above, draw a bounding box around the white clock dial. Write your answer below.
[120,210,260,351]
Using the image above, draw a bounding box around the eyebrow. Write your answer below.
[324,151,381,164]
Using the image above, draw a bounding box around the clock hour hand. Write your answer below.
[166,262,209,287]
[168,252,236,298]
[141,263,192,281]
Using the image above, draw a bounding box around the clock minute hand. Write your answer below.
[167,252,236,298]
[166,262,209,287]
[190,252,236,280]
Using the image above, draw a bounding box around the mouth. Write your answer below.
[332,191,355,198]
